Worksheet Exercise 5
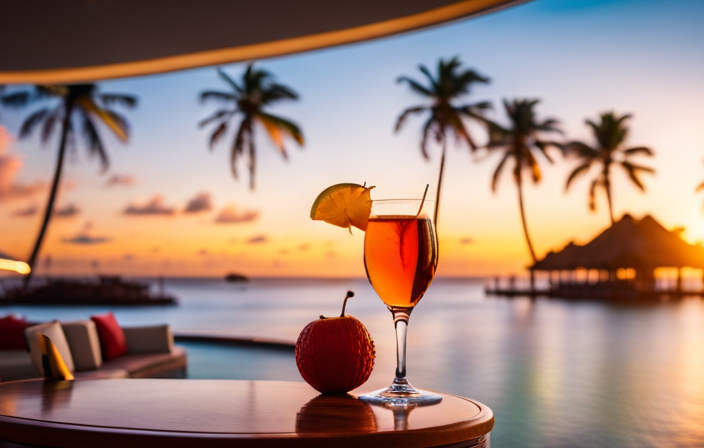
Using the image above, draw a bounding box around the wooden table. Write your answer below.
[0,379,493,448]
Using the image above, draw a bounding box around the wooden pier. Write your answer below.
[485,275,704,300]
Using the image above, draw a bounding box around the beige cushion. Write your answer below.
[100,346,187,378]
[62,320,103,371]
[123,325,173,354]
[24,322,75,375]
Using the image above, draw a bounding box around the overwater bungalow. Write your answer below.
[490,214,704,299]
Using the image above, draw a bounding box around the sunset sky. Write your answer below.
[1,0,703,278]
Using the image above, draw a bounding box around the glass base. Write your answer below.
[358,379,442,406]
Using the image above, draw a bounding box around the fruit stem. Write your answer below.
[340,290,354,317]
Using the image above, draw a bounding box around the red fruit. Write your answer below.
[295,291,375,394]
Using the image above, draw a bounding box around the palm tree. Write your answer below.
[484,99,562,263]
[1,84,137,285]
[395,57,491,227]
[199,64,304,189]
[564,111,654,225]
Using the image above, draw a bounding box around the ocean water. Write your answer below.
[3,277,704,448]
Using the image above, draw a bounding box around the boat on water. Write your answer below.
[225,273,249,282]
[0,276,177,306]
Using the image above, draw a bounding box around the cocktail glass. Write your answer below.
[358,199,441,406]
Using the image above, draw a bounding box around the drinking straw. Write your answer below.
[416,184,429,217]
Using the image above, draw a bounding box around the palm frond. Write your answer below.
[208,122,227,150]
[420,118,434,160]
[588,178,599,211]
[103,110,130,139]
[257,112,304,147]
[524,150,542,183]
[200,90,236,104]
[456,102,492,128]
[1,90,33,108]
[199,109,234,128]
[18,108,52,139]
[258,117,286,158]
[248,130,256,190]
[459,100,492,114]
[614,112,633,128]
[534,140,555,163]
[491,151,511,192]
[564,141,597,158]
[418,64,439,92]
[396,76,433,97]
[536,118,562,134]
[484,120,511,148]
[457,69,490,88]
[261,83,299,104]
[622,161,655,174]
[78,98,128,142]
[243,64,270,92]
[81,115,109,171]
[623,146,654,157]
[620,161,647,191]
[230,119,249,180]
[447,111,477,150]
[41,108,62,144]
[217,68,243,94]
[65,120,76,153]
[395,106,427,132]
[99,94,137,109]
[565,162,592,191]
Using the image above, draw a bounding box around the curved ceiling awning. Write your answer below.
[0,0,525,84]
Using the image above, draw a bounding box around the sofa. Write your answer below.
[0,318,187,382]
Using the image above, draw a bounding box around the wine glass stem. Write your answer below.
[393,312,409,383]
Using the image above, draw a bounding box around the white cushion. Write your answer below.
[62,320,103,371]
[24,321,75,375]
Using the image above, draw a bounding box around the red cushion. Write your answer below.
[91,312,127,360]
[0,315,30,350]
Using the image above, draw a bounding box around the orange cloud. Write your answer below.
[105,174,137,187]
[54,203,81,219]
[0,128,46,202]
[11,204,38,218]
[184,192,213,214]
[62,222,112,245]
[246,235,268,244]
[123,195,176,216]
[214,204,258,224]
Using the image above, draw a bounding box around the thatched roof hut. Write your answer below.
[531,214,704,273]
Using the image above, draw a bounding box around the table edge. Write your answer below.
[0,380,494,448]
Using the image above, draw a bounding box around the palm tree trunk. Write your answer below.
[24,100,74,288]
[433,137,447,229]
[517,174,538,264]
[604,165,615,225]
